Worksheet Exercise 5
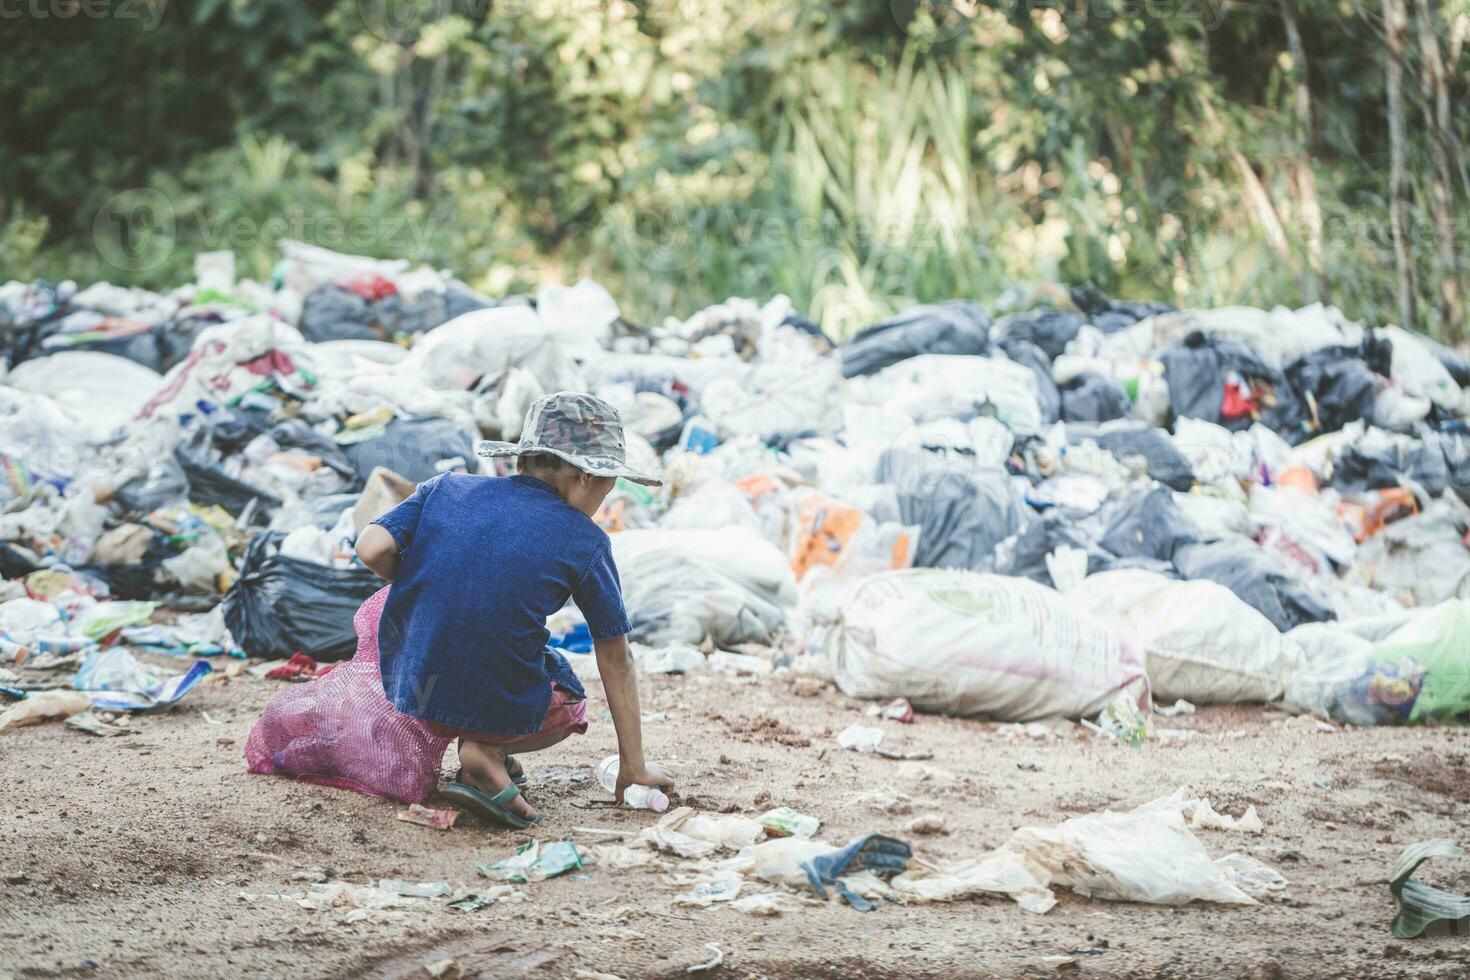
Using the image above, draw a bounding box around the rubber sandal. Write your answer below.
[450,760,527,788]
[439,780,541,829]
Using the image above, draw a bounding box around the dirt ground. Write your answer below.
[3,649,1469,980]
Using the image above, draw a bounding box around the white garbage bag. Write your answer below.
[277,239,410,295]
[398,305,583,394]
[611,527,796,648]
[535,278,619,353]
[307,339,408,381]
[1382,325,1461,409]
[1064,570,1306,704]
[1355,497,1470,605]
[850,354,1043,435]
[827,568,1146,720]
[6,352,162,442]
[700,347,843,438]
[1247,484,1357,569]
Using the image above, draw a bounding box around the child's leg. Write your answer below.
[457,729,575,820]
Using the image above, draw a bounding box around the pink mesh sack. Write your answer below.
[244,586,452,804]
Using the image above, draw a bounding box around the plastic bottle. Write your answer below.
[596,755,669,812]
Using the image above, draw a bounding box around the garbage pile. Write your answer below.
[3,242,1470,732]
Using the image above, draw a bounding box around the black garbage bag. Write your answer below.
[1158,331,1281,430]
[182,404,274,457]
[1097,486,1201,563]
[1068,284,1174,333]
[175,426,282,521]
[0,543,38,580]
[1328,446,1404,493]
[78,534,175,601]
[1061,373,1131,423]
[114,456,190,514]
[437,281,498,325]
[156,315,211,372]
[269,419,355,481]
[221,531,382,661]
[341,416,476,485]
[301,282,494,344]
[1438,428,1470,504]
[984,509,1176,587]
[992,308,1084,361]
[1329,437,1451,497]
[877,452,1027,571]
[995,336,1061,426]
[0,283,70,368]
[1172,537,1335,632]
[300,286,379,342]
[1280,336,1388,438]
[1068,422,1195,491]
[1406,437,1452,498]
[63,329,168,372]
[840,301,990,378]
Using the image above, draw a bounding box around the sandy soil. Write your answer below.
[3,649,1469,980]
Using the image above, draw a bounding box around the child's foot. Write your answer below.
[451,755,525,786]
[459,743,537,822]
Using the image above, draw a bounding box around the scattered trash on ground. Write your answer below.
[396,804,461,831]
[476,840,587,883]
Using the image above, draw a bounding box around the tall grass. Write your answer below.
[589,49,1365,339]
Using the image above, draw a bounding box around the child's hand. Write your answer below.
[616,759,676,803]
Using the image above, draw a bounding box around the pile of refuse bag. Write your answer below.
[3,240,1469,733]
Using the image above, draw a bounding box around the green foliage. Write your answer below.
[2,0,1467,339]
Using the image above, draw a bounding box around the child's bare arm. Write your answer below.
[356,524,402,581]
[594,634,675,801]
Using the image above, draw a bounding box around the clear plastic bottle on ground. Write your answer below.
[596,755,669,812]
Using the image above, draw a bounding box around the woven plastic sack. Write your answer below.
[827,568,1147,721]
[244,587,452,803]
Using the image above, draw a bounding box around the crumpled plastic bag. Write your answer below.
[891,787,1280,912]
[72,648,211,712]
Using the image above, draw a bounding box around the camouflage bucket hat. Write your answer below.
[476,391,663,487]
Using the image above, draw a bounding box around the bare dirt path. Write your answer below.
[3,654,1468,979]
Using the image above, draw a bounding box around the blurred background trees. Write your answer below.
[2,0,1467,339]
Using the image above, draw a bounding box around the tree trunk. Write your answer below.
[1414,0,1465,340]
[1197,98,1296,279]
[1384,0,1418,328]
[1281,0,1324,301]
